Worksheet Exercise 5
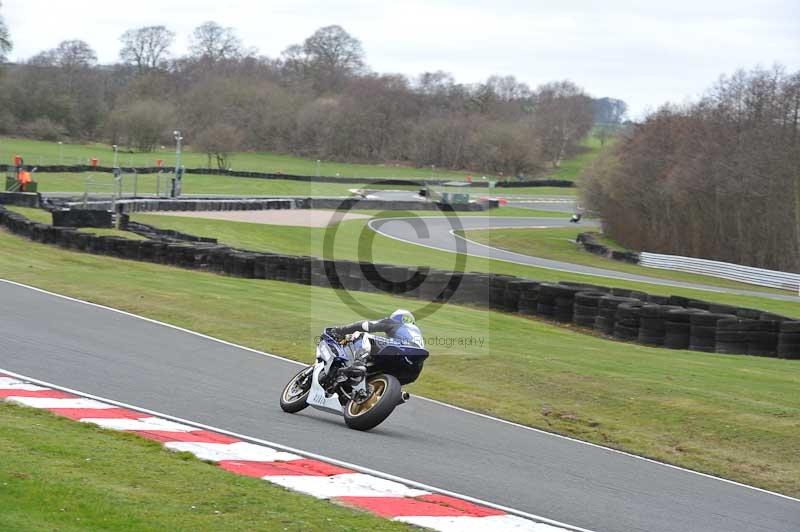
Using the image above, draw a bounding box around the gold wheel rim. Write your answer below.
[283,368,311,402]
[347,377,387,417]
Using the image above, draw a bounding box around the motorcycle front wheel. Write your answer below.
[279,366,313,413]
[343,374,402,431]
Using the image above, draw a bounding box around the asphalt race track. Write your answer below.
[369,216,799,302]
[1,281,798,532]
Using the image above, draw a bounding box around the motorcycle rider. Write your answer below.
[328,309,424,377]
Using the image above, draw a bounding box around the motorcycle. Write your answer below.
[279,328,429,431]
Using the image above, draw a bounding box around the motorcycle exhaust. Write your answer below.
[400,391,410,404]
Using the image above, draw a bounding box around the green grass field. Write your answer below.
[130,212,799,317]
[461,226,790,296]
[546,136,608,181]
[1,136,599,187]
[1,227,798,497]
[22,171,577,199]
[1,136,469,179]
[0,403,412,531]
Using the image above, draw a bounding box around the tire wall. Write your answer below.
[1,204,796,359]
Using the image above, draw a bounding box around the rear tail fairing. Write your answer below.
[368,344,429,385]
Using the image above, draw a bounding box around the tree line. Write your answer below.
[0,15,625,174]
[582,66,800,273]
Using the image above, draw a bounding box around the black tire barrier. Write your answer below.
[778,323,800,359]
[517,283,541,315]
[52,209,113,228]
[709,303,739,315]
[638,306,673,346]
[689,313,735,352]
[594,296,638,335]
[538,283,586,314]
[489,275,516,310]
[663,308,707,350]
[714,318,760,355]
[4,204,799,359]
[687,299,712,311]
[573,291,607,328]
[667,295,690,307]
[614,301,647,340]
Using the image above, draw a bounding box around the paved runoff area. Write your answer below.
[151,209,371,227]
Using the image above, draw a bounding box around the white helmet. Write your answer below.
[390,309,415,325]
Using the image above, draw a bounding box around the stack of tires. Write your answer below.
[464,274,493,307]
[594,296,637,335]
[552,284,588,323]
[614,301,646,341]
[418,270,450,302]
[489,275,515,311]
[610,287,648,301]
[778,322,800,359]
[663,308,706,349]
[573,291,607,327]
[517,283,541,315]
[504,281,538,313]
[715,318,758,355]
[689,313,735,352]
[749,314,784,357]
[637,305,682,346]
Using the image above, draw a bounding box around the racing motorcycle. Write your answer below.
[279,328,428,431]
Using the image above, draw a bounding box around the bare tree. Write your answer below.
[51,40,97,69]
[486,75,531,101]
[582,66,800,272]
[532,80,594,167]
[194,124,245,169]
[108,99,175,151]
[0,1,11,62]
[120,26,174,73]
[189,21,243,62]
[283,25,366,91]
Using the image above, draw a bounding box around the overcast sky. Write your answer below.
[3,0,798,117]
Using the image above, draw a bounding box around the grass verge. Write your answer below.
[0,402,412,531]
[1,228,799,497]
[0,136,468,179]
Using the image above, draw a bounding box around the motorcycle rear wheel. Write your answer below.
[279,366,313,413]
[343,374,402,431]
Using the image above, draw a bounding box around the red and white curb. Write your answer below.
[0,373,572,532]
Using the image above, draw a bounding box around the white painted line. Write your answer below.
[6,397,116,409]
[3,279,798,507]
[80,416,196,432]
[0,364,593,532]
[397,514,566,531]
[0,377,50,391]
[265,473,429,499]
[164,441,301,462]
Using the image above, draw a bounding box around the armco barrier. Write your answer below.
[639,252,800,292]
[1,204,797,359]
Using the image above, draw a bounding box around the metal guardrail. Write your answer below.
[639,252,800,293]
